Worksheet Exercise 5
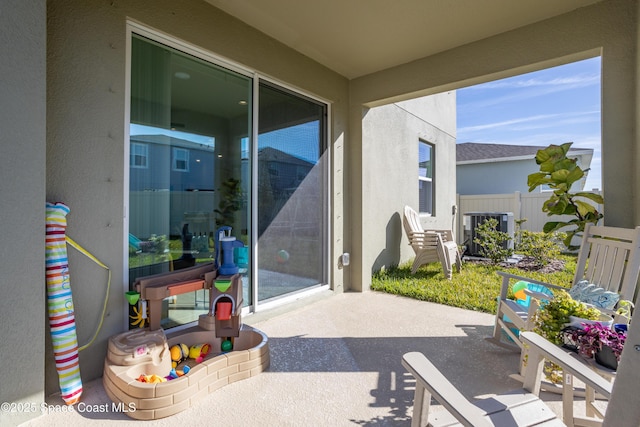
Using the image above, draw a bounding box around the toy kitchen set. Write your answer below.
[104,227,269,420]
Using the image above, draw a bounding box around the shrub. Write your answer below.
[473,218,513,264]
[516,230,565,266]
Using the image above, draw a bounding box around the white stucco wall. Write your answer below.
[361,93,457,280]
[0,1,46,426]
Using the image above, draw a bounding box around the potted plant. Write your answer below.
[531,290,602,383]
[569,322,627,370]
[533,289,601,345]
[214,177,244,228]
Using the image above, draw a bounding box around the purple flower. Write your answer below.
[570,322,627,361]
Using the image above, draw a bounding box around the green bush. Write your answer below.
[473,218,513,264]
[516,230,566,266]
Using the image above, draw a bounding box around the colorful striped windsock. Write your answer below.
[45,202,82,405]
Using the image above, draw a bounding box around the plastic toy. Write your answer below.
[221,339,233,352]
[170,343,189,368]
[513,281,528,303]
[215,226,244,275]
[276,249,290,264]
[189,343,211,363]
[168,365,190,379]
[136,374,166,383]
[45,202,83,405]
[130,303,148,328]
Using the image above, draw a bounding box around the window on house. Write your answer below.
[130,142,148,168]
[172,147,189,172]
[419,140,434,215]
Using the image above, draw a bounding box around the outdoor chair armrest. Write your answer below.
[520,331,613,398]
[401,352,492,427]
[523,288,555,302]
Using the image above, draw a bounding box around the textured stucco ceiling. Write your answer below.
[205,0,603,79]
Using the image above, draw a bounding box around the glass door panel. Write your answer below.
[129,34,251,328]
[257,82,327,301]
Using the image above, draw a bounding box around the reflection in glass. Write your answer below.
[128,35,251,328]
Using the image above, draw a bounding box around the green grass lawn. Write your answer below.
[371,255,577,314]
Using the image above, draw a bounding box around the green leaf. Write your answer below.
[539,160,555,173]
[553,158,577,172]
[543,198,569,215]
[527,172,549,191]
[550,169,570,182]
[575,200,597,218]
[574,192,604,204]
[565,166,584,186]
[559,142,573,154]
[535,148,552,164]
[543,221,570,233]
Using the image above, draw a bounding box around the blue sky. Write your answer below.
[456,56,602,190]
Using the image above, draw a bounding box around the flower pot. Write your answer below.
[595,345,618,370]
[614,323,628,334]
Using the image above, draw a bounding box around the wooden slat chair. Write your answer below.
[402,331,612,427]
[403,205,462,279]
[487,223,640,352]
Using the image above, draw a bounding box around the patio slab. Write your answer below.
[22,290,567,426]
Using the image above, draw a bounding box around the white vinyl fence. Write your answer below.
[455,191,603,246]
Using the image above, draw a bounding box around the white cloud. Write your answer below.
[458,111,599,134]
[471,74,599,90]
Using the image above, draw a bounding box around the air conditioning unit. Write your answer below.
[463,212,515,257]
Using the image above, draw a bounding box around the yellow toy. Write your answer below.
[136,374,166,383]
[129,304,148,328]
[189,343,212,363]
[170,343,189,368]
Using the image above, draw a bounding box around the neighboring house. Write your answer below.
[130,134,217,192]
[457,142,595,195]
[4,2,640,426]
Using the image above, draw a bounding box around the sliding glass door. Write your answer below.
[128,30,327,328]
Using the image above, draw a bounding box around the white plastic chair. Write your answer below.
[403,205,461,279]
[488,223,640,352]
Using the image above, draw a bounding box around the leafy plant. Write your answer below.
[527,142,604,250]
[615,299,634,322]
[569,322,627,361]
[214,177,244,227]
[516,230,565,266]
[473,217,513,264]
[533,289,600,345]
[139,234,168,253]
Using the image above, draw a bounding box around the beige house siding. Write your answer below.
[0,2,47,426]
[361,94,457,284]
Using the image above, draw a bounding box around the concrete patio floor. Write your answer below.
[22,290,575,426]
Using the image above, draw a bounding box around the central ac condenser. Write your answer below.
[463,212,515,257]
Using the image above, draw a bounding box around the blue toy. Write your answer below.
[215,226,244,275]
